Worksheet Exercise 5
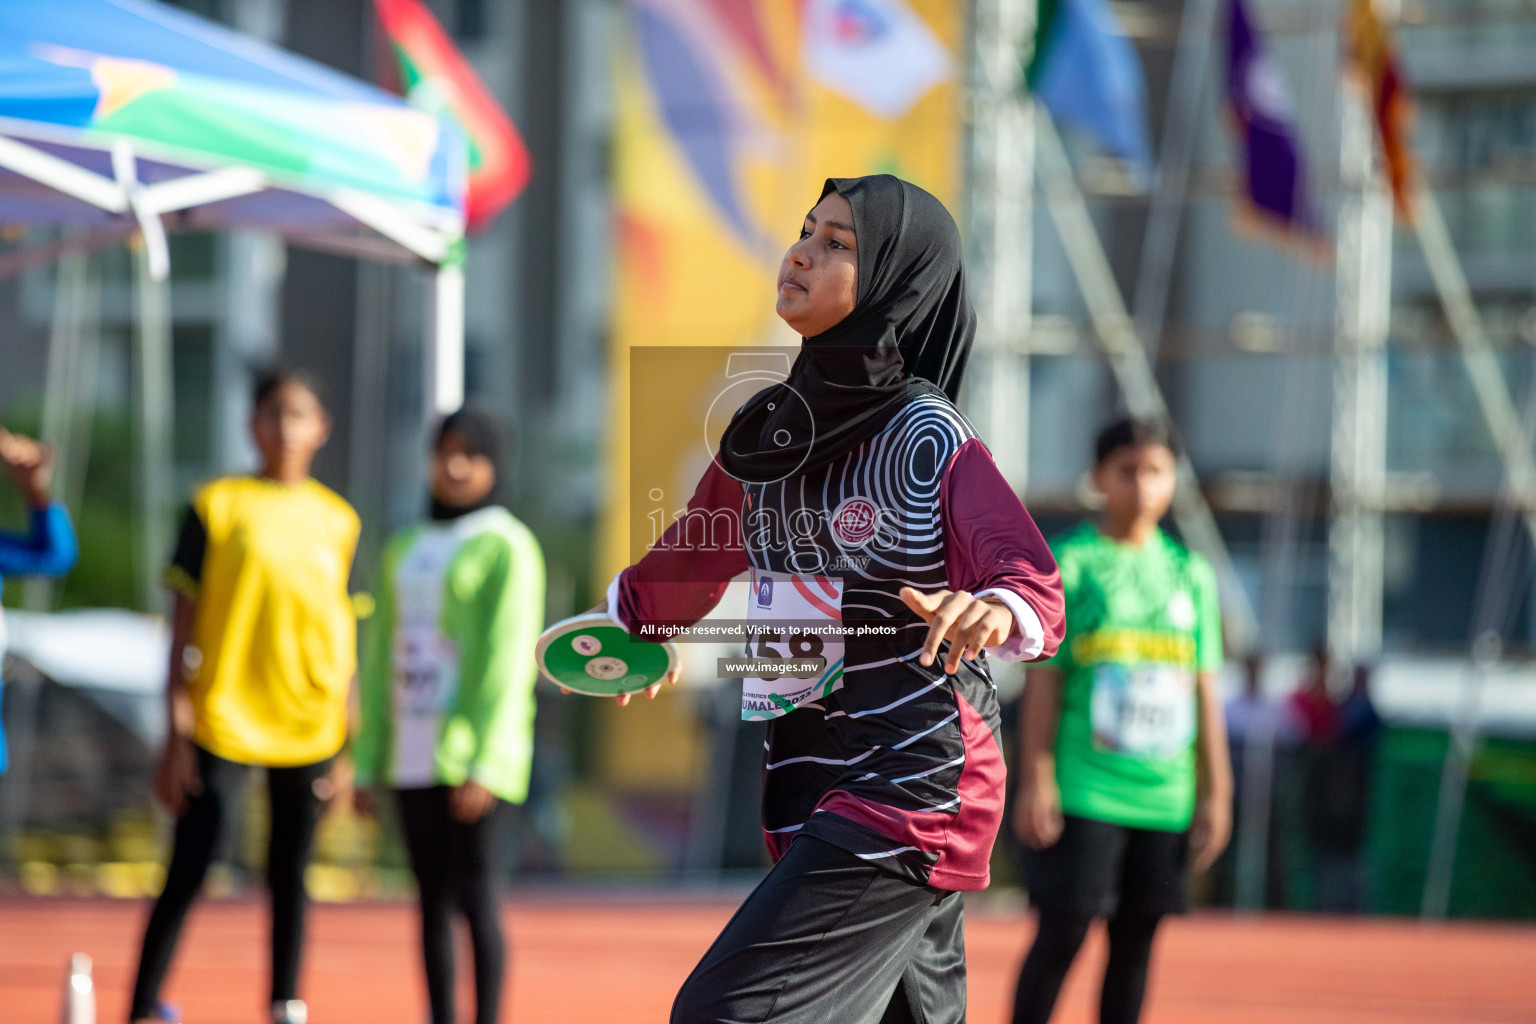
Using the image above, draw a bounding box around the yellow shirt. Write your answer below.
[167,477,360,766]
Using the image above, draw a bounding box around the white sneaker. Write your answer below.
[270,1000,307,1024]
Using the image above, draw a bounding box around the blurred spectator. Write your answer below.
[1215,655,1287,907]
[1287,645,1341,912]
[1339,664,1384,740]
[0,426,80,775]
[1287,647,1382,914]
[1309,664,1382,913]
[1227,655,1282,776]
[354,408,545,1024]
[129,371,356,1024]
[1284,644,1339,747]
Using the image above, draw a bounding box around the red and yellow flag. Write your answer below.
[373,0,531,233]
[1345,0,1416,220]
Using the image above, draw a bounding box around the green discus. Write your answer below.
[535,613,679,697]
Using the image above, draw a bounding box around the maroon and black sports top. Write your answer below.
[612,395,1064,890]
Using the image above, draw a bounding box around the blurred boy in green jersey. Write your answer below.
[1010,418,1233,1024]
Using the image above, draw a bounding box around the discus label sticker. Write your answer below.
[571,634,602,656]
[585,656,629,680]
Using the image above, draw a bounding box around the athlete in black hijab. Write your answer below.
[595,175,1064,1024]
[718,175,975,484]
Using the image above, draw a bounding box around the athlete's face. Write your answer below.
[1093,442,1176,527]
[251,381,330,483]
[431,430,496,509]
[776,190,859,338]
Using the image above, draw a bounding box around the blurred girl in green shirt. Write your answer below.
[354,409,545,1024]
[1010,418,1233,1024]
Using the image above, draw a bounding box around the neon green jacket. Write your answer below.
[355,507,545,804]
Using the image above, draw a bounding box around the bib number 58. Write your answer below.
[748,628,825,680]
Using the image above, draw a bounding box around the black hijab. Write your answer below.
[430,408,503,520]
[716,175,974,484]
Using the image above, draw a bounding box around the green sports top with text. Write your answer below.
[354,506,546,805]
[1044,523,1223,832]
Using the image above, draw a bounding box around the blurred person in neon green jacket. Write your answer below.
[354,408,544,1024]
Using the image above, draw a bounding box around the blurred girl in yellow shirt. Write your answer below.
[129,369,359,1024]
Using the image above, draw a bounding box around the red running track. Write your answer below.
[2,897,1534,1023]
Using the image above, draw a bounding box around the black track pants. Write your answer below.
[130,746,331,1020]
[672,836,967,1024]
[395,786,509,1024]
[1009,908,1163,1024]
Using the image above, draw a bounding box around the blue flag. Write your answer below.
[1028,0,1152,177]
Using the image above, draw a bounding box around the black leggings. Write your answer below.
[130,746,331,1020]
[396,786,509,1024]
[1010,908,1162,1024]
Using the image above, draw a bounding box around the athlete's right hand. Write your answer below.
[154,735,201,816]
[1014,777,1064,850]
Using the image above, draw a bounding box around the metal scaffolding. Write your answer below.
[1326,81,1392,678]
[1035,112,1259,654]
[965,0,1035,492]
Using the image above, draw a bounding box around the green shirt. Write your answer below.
[355,507,545,805]
[1045,523,1222,831]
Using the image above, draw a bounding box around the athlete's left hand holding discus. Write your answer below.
[899,588,1013,675]
[555,599,682,706]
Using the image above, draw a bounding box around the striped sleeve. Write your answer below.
[614,461,749,639]
[938,439,1065,662]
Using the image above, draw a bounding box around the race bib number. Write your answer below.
[393,629,458,713]
[741,569,845,721]
[1090,663,1196,758]
[392,629,458,787]
[391,530,460,785]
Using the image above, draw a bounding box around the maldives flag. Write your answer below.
[374,0,531,233]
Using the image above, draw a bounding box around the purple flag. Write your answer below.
[1225,0,1328,254]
